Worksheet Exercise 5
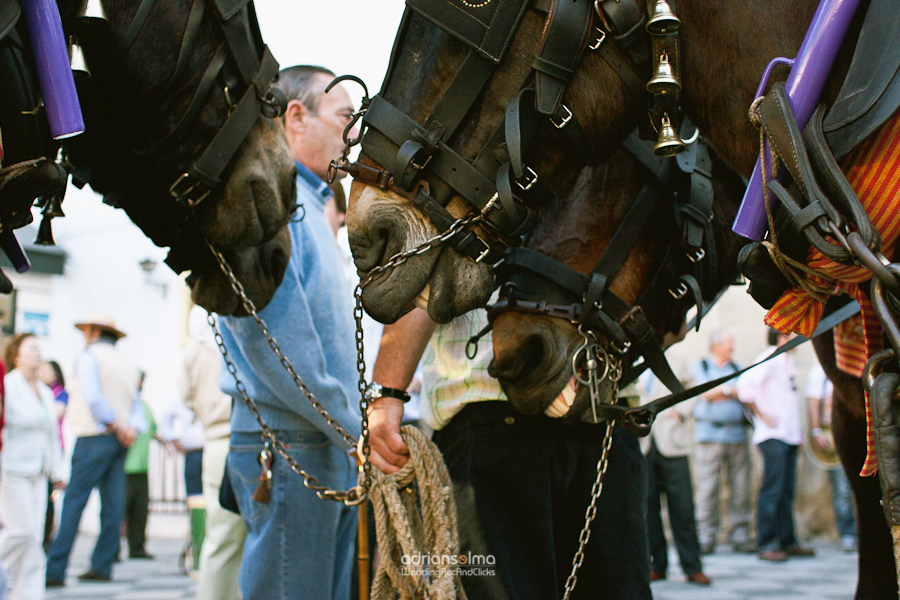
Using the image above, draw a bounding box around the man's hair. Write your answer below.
[4,332,35,369]
[767,327,780,346]
[274,65,336,116]
[709,328,731,348]
[98,328,120,344]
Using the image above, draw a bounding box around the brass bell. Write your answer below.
[646,0,681,35]
[42,194,65,219]
[653,114,687,156]
[69,37,90,81]
[646,52,680,95]
[76,0,109,32]
[34,215,55,246]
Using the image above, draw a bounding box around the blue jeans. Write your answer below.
[756,439,798,552]
[47,434,127,580]
[645,440,702,575]
[228,429,356,600]
[829,467,857,539]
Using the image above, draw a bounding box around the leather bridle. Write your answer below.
[111,0,284,210]
[335,0,675,264]
[487,130,721,394]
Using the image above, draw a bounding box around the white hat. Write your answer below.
[74,314,126,339]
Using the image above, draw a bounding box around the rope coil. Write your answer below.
[365,426,467,600]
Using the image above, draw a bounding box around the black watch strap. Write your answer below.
[366,383,412,403]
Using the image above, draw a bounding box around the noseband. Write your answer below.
[335,0,680,263]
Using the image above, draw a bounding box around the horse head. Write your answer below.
[489,139,747,419]
[347,0,640,324]
[64,0,296,314]
[346,0,827,325]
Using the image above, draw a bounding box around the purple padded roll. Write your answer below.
[732,0,863,240]
[19,0,85,139]
[0,231,31,273]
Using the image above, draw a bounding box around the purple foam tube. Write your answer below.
[732,0,863,240]
[19,0,85,139]
[0,230,31,273]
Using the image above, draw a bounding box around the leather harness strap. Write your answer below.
[110,0,282,209]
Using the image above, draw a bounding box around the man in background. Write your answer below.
[689,330,753,554]
[47,315,144,585]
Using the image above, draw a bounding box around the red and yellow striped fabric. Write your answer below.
[764,107,900,477]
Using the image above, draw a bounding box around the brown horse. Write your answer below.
[5,0,297,315]
[345,0,893,597]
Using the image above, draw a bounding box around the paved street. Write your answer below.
[43,533,860,600]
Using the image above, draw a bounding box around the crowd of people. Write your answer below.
[0,61,861,600]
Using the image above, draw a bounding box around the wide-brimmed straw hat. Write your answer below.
[74,314,126,339]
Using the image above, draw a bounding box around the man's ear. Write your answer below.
[284,99,308,133]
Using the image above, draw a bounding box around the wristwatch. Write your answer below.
[364,382,411,403]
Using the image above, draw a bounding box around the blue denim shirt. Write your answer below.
[221,163,362,446]
[689,357,748,443]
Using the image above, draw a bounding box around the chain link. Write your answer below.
[204,214,484,504]
[562,415,616,600]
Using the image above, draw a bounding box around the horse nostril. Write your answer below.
[491,333,547,382]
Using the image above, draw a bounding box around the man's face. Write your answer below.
[713,334,734,359]
[292,75,356,180]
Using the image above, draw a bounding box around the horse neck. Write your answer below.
[674,0,821,176]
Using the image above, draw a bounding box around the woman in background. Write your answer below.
[37,360,68,551]
[0,334,65,599]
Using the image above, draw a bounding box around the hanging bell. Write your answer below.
[69,37,90,81]
[42,194,65,218]
[76,0,109,32]
[646,52,680,95]
[646,0,681,35]
[34,215,55,246]
[653,114,687,156]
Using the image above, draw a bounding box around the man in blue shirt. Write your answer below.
[688,329,753,554]
[47,316,145,586]
[219,65,362,600]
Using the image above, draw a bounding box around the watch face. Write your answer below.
[364,384,381,401]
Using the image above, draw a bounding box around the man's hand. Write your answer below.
[360,397,408,474]
[115,426,138,448]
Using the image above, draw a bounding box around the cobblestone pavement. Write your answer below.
[44,535,859,599]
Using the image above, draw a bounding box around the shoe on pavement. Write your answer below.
[758,549,788,562]
[841,536,858,553]
[732,540,757,553]
[46,578,65,588]
[650,571,666,581]
[687,572,712,585]
[77,570,112,582]
[129,550,155,559]
[786,545,815,557]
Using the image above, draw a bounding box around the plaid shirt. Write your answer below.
[420,309,505,431]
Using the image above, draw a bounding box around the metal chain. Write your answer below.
[562,414,616,600]
[560,328,622,599]
[205,213,484,503]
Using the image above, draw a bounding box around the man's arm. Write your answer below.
[364,308,436,474]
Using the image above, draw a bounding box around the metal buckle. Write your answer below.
[169,173,211,208]
[515,167,538,191]
[589,28,606,50]
[481,193,501,216]
[688,248,706,263]
[473,236,494,263]
[669,281,688,299]
[551,105,573,129]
